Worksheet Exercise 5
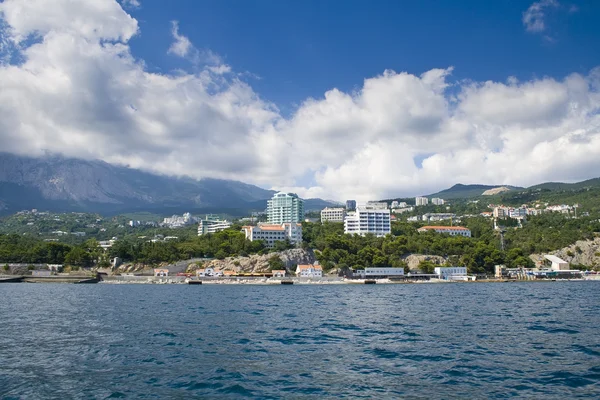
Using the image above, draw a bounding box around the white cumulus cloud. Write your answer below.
[168,21,192,58]
[523,0,560,33]
[0,0,599,202]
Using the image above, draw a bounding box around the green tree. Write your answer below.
[64,246,93,268]
[268,255,285,271]
[418,260,436,274]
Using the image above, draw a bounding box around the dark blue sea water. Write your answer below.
[1,282,600,399]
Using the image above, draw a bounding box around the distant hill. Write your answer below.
[527,178,600,192]
[426,184,523,200]
[422,178,600,201]
[0,153,336,216]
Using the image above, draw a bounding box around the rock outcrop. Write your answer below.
[187,248,318,274]
[402,254,447,270]
[482,186,511,196]
[530,236,600,267]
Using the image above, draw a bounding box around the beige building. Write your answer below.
[320,207,346,222]
[242,223,302,247]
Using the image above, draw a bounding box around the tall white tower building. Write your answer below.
[415,197,429,206]
[267,192,304,224]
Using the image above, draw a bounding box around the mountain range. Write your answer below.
[0,153,335,216]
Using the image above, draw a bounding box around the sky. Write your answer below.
[0,0,599,201]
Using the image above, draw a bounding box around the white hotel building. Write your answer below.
[242,223,302,247]
[344,205,391,237]
[320,207,346,223]
[198,217,231,235]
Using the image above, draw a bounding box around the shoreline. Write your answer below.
[3,274,598,285]
[97,277,598,285]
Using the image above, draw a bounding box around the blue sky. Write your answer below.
[1,0,600,200]
[129,0,600,112]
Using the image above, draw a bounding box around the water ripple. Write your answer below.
[1,282,599,398]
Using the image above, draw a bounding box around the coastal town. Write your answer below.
[1,188,598,285]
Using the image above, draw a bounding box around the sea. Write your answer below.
[1,282,599,399]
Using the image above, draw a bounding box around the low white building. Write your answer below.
[154,269,169,277]
[366,201,388,209]
[434,266,468,280]
[320,207,346,223]
[353,267,404,278]
[344,206,391,237]
[544,255,570,271]
[417,226,471,237]
[242,223,302,247]
[296,264,323,278]
[422,213,456,222]
[527,208,544,216]
[271,270,286,278]
[47,264,63,272]
[393,206,414,214]
[196,267,223,277]
[99,239,115,250]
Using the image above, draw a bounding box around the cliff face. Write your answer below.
[188,249,318,274]
[402,254,447,270]
[530,236,600,267]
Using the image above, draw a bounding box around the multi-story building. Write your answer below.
[198,216,231,236]
[320,207,346,223]
[431,198,445,205]
[242,223,302,247]
[346,200,356,210]
[493,207,509,218]
[417,226,471,237]
[267,192,304,224]
[509,208,527,219]
[415,197,429,206]
[344,206,391,237]
[391,200,399,209]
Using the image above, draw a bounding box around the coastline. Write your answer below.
[97,276,596,285]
